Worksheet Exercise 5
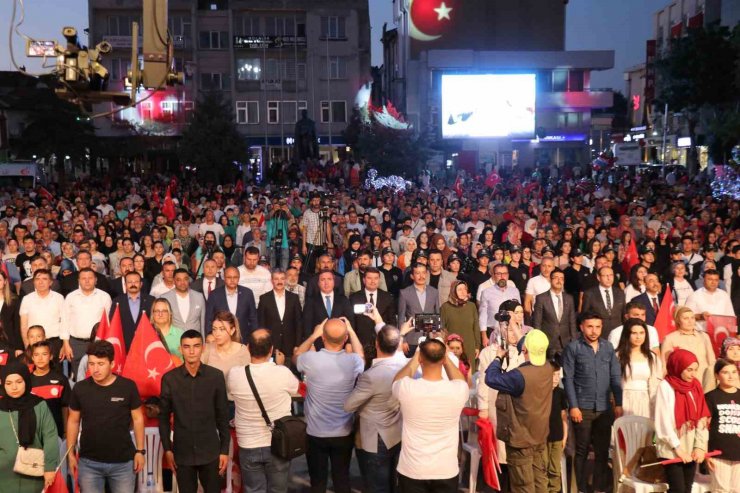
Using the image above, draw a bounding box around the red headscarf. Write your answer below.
[665,349,710,434]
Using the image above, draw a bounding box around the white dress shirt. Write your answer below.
[225,288,239,316]
[175,292,191,322]
[550,290,564,320]
[274,290,286,320]
[365,289,378,307]
[20,290,65,339]
[321,292,335,317]
[599,286,614,311]
[62,288,112,339]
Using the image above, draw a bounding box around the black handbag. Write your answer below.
[245,365,307,460]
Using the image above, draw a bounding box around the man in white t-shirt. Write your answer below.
[523,257,554,317]
[238,246,273,308]
[392,338,468,492]
[227,329,299,493]
[608,300,661,354]
[685,269,735,331]
[198,210,226,244]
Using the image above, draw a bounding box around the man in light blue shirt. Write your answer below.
[293,317,364,493]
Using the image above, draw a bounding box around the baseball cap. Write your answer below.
[290,253,303,262]
[477,248,492,259]
[381,247,395,256]
[640,246,655,255]
[447,253,461,263]
[570,248,584,257]
[602,245,616,254]
[509,245,522,254]
[524,329,549,366]
[671,246,683,255]
[258,255,269,265]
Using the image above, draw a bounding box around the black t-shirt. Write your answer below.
[69,376,142,463]
[548,387,568,442]
[705,387,740,461]
[429,273,441,289]
[31,369,71,438]
[15,252,35,281]
[380,266,403,298]
[467,270,490,300]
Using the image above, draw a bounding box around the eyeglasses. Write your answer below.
[152,309,169,315]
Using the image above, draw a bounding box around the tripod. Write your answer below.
[303,209,333,274]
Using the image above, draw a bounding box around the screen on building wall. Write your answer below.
[440,74,536,139]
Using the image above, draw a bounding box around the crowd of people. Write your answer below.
[0,160,738,493]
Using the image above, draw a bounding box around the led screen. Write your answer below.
[441,74,536,139]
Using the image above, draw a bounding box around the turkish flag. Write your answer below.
[234,179,244,195]
[485,170,501,189]
[621,240,639,277]
[31,384,65,400]
[410,0,458,39]
[38,186,54,202]
[95,306,126,374]
[476,417,500,490]
[453,176,463,198]
[653,285,676,343]
[705,315,738,358]
[0,351,8,365]
[121,312,175,399]
[162,186,176,222]
[44,469,68,493]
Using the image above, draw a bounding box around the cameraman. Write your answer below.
[300,193,324,273]
[392,339,468,493]
[266,200,293,270]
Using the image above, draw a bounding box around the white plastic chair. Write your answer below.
[612,416,669,493]
[459,412,481,492]
[691,472,711,493]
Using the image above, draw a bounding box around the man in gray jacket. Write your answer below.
[160,268,206,335]
[344,325,406,493]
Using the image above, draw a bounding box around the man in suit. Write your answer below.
[109,271,155,351]
[532,268,577,357]
[257,269,303,360]
[581,266,626,333]
[343,250,388,298]
[191,258,224,302]
[109,257,151,298]
[205,265,258,341]
[60,250,111,296]
[303,269,353,337]
[632,273,664,326]
[427,250,457,306]
[160,268,206,335]
[398,262,440,326]
[350,267,397,356]
[343,325,406,492]
[305,254,343,300]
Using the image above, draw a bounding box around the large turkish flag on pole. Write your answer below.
[653,285,676,343]
[94,307,126,374]
[705,315,737,358]
[121,312,175,398]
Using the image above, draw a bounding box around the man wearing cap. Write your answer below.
[467,248,492,301]
[379,247,402,299]
[485,329,554,492]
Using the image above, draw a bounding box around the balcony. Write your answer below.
[538,90,613,110]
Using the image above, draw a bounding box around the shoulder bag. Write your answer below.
[245,365,307,460]
[8,411,45,477]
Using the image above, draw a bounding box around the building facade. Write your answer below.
[386,0,615,171]
[88,0,370,172]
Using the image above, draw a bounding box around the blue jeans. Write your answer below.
[77,457,135,493]
[357,437,400,493]
[239,446,290,493]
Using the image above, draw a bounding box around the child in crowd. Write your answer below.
[545,357,568,493]
[446,333,471,379]
[21,325,47,365]
[29,340,71,439]
[704,358,740,493]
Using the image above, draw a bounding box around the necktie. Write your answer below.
[369,293,374,306]
[652,297,659,313]
[208,280,213,295]
[556,294,562,321]
[605,289,612,313]
[325,296,332,316]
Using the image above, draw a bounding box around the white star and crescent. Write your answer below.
[434,2,453,21]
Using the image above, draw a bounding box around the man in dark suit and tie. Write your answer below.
[60,250,112,296]
[109,271,155,351]
[190,258,224,302]
[303,269,353,337]
[632,273,664,326]
[350,267,397,357]
[258,269,303,360]
[397,262,440,326]
[109,257,150,298]
[581,266,626,333]
[305,254,343,300]
[205,265,257,341]
[533,268,577,356]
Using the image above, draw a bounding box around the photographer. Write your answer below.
[191,231,219,278]
[266,199,293,270]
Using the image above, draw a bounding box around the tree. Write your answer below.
[177,91,246,182]
[656,24,739,175]
[16,88,96,184]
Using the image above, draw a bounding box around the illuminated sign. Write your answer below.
[233,36,306,49]
[539,134,587,142]
[632,95,640,111]
[677,137,691,147]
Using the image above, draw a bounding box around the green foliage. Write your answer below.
[177,91,246,182]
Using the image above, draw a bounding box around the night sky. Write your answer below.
[1,0,668,93]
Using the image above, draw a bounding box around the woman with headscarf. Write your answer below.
[440,280,481,370]
[655,349,711,493]
[719,336,740,371]
[0,360,60,491]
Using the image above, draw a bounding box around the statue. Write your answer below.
[294,109,319,160]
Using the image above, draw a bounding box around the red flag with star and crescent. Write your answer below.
[95,306,127,374]
[409,0,457,41]
[121,312,175,399]
[653,285,676,343]
[453,175,463,198]
[485,169,501,189]
[705,315,737,358]
[162,186,176,222]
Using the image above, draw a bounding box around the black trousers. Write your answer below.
[572,409,613,493]
[397,474,458,493]
[175,459,221,493]
[664,461,696,493]
[306,434,354,493]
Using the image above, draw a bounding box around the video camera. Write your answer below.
[414,313,442,333]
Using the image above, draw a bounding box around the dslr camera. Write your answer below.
[414,313,442,333]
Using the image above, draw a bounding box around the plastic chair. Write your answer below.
[691,472,711,493]
[611,416,669,493]
[136,427,168,493]
[459,407,481,492]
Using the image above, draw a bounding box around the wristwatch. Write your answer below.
[135,449,146,456]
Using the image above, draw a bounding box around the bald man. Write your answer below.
[293,318,364,493]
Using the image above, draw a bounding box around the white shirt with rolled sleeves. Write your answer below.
[62,288,113,340]
[392,376,468,480]
[19,290,65,338]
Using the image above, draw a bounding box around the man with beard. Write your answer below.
[479,263,521,346]
[344,250,388,298]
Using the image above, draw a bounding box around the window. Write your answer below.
[326,57,347,79]
[200,73,230,90]
[238,15,260,36]
[267,101,279,124]
[236,101,259,124]
[283,61,306,80]
[320,100,346,123]
[140,101,153,120]
[568,70,584,92]
[278,101,306,124]
[265,16,295,36]
[169,14,192,38]
[557,112,582,128]
[264,59,280,80]
[552,70,568,92]
[108,58,130,82]
[198,31,227,49]
[107,15,140,36]
[236,58,262,80]
[320,16,346,39]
